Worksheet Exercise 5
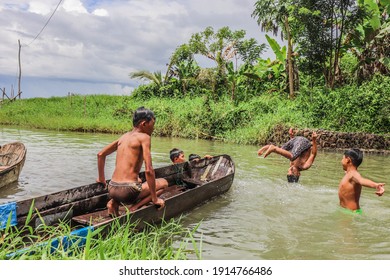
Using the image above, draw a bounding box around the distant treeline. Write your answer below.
[0,74,388,147]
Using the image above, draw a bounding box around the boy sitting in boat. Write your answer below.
[338,148,385,212]
[169,148,212,164]
[97,107,167,216]
[257,129,317,183]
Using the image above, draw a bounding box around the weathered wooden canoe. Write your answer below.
[0,154,235,234]
[0,142,26,189]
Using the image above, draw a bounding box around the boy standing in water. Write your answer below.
[97,107,167,216]
[339,148,385,212]
[257,129,317,182]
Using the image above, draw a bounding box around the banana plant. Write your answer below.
[243,34,287,90]
[349,0,390,80]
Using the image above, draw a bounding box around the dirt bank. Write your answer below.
[266,125,389,154]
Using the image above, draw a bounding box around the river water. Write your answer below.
[1,126,389,260]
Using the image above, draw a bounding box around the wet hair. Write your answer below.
[287,174,300,183]
[133,106,155,127]
[344,148,363,167]
[169,148,183,162]
[189,154,201,161]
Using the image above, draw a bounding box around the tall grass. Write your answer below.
[1,217,200,260]
[0,94,309,145]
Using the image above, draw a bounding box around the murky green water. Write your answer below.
[1,126,389,259]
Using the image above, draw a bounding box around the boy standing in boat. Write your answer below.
[257,129,317,182]
[338,148,385,212]
[97,107,167,216]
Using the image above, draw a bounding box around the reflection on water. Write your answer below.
[1,126,389,260]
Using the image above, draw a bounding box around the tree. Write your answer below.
[188,26,246,95]
[347,0,390,82]
[291,0,365,88]
[252,0,296,98]
[129,70,165,87]
[166,44,200,94]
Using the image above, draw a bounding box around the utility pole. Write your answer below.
[18,39,22,99]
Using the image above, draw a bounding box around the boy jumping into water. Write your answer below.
[257,129,317,182]
[97,107,167,216]
[339,148,385,212]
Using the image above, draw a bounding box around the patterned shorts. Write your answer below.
[281,136,312,161]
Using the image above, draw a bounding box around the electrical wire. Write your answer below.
[24,0,64,46]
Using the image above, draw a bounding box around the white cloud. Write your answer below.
[28,1,51,15]
[0,0,271,98]
[92,8,108,17]
[62,0,87,14]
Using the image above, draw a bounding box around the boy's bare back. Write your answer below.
[111,131,150,183]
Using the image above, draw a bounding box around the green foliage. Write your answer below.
[0,74,388,146]
[297,74,390,133]
[1,218,200,260]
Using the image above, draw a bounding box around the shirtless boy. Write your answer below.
[339,148,385,212]
[257,130,317,182]
[97,107,167,216]
[169,148,186,164]
[169,148,212,164]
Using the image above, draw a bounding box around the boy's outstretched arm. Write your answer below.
[301,132,317,170]
[354,173,385,196]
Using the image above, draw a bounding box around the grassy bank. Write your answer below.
[0,75,388,145]
[0,94,306,144]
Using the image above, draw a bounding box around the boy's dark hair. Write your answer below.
[133,107,155,126]
[169,148,183,162]
[344,148,363,167]
[287,174,299,183]
[189,154,201,161]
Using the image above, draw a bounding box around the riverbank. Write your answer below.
[0,93,388,152]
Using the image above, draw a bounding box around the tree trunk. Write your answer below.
[285,16,294,99]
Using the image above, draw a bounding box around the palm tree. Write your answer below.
[129,70,165,87]
[252,0,295,98]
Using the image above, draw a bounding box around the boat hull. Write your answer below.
[1,154,235,232]
[0,142,26,189]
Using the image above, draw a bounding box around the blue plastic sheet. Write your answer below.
[6,226,94,258]
[0,202,18,229]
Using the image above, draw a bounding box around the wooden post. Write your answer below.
[18,39,22,99]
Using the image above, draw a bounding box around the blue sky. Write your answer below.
[0,0,271,98]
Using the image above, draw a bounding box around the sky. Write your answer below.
[0,0,272,98]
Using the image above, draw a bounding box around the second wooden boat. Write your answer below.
[0,142,26,189]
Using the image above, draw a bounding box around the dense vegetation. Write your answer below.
[0,73,388,145]
[1,0,389,144]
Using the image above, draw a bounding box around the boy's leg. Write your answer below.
[129,178,168,212]
[289,128,295,139]
[263,145,293,160]
[107,198,119,216]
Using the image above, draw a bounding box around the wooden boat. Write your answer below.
[0,154,235,235]
[0,142,26,189]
